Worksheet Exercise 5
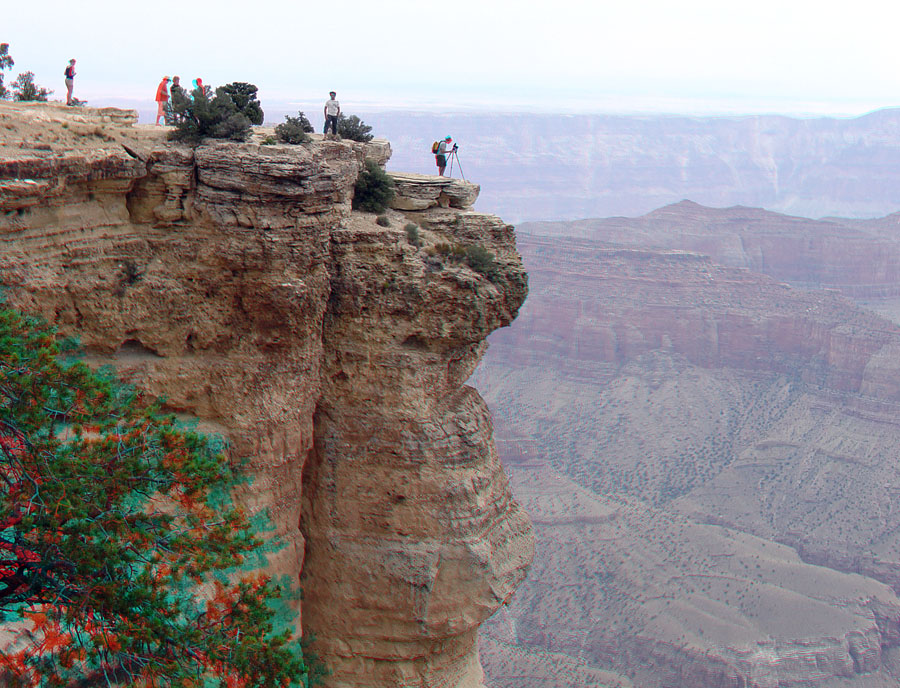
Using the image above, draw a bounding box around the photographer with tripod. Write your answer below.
[435,136,457,176]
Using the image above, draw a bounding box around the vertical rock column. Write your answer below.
[301,209,534,687]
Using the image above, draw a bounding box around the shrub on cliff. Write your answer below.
[353,159,394,213]
[429,242,500,281]
[170,82,264,144]
[10,71,52,102]
[463,244,500,281]
[405,223,422,247]
[275,112,313,144]
[0,309,324,687]
[220,81,265,125]
[337,114,374,142]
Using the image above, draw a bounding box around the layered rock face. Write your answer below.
[521,200,900,298]
[471,231,900,687]
[0,101,533,688]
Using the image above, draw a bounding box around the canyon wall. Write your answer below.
[0,102,533,688]
[472,229,900,687]
[521,200,900,298]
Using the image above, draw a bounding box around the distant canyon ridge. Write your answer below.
[473,202,900,687]
[359,107,900,222]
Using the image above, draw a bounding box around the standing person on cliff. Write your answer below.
[166,76,184,124]
[323,91,340,140]
[64,59,76,105]
[435,136,455,176]
[154,76,170,126]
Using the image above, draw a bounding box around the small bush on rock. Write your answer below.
[376,215,391,227]
[337,114,374,142]
[171,83,263,144]
[463,244,499,281]
[353,159,394,213]
[404,223,421,247]
[428,241,499,281]
[220,82,264,124]
[275,112,313,144]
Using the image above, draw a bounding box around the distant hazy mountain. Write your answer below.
[358,109,900,222]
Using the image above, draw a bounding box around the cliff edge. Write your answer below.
[0,101,534,688]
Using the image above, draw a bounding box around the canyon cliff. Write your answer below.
[0,101,533,688]
[472,215,900,687]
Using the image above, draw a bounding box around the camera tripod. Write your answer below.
[448,148,466,180]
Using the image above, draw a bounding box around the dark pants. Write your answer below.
[324,115,338,135]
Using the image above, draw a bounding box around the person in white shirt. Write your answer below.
[324,91,340,140]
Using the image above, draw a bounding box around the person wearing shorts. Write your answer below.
[155,76,170,126]
[64,59,76,105]
[435,136,453,176]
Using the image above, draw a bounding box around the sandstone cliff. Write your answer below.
[0,101,533,688]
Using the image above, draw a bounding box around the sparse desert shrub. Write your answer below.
[405,223,421,246]
[353,159,394,213]
[261,134,277,145]
[10,71,52,101]
[337,114,374,142]
[275,112,312,144]
[376,214,391,227]
[428,241,500,281]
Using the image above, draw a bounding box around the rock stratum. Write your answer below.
[521,200,900,298]
[471,209,900,687]
[0,101,533,688]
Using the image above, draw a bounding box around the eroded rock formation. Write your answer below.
[472,232,900,687]
[0,101,533,688]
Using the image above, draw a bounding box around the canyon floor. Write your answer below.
[473,203,900,687]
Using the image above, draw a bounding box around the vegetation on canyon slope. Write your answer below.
[353,159,395,213]
[0,309,322,687]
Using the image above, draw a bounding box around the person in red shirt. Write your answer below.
[155,76,170,126]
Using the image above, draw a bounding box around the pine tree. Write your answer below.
[0,309,323,687]
[10,72,52,102]
[0,43,14,99]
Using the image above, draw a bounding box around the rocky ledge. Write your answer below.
[0,101,534,688]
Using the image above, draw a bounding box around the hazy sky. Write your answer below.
[5,0,900,115]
